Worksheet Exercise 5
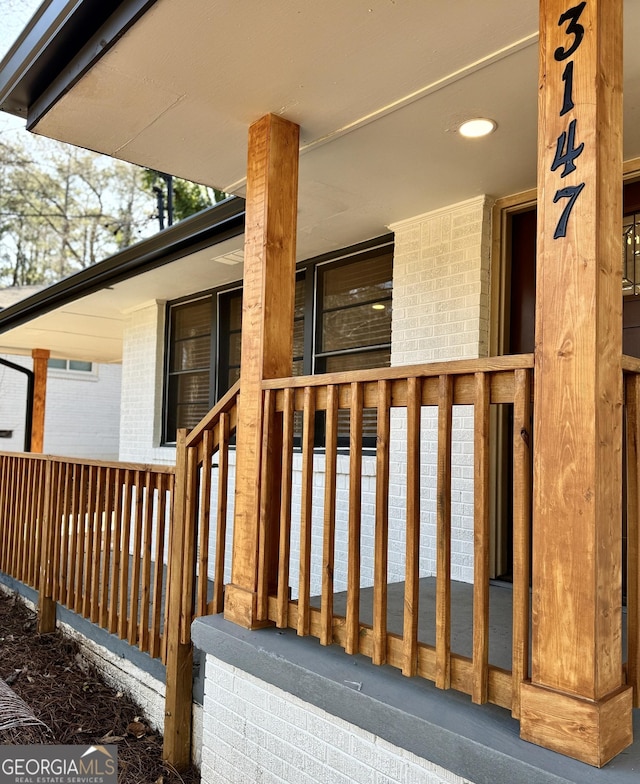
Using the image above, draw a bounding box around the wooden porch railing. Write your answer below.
[163,380,239,766]
[4,355,640,766]
[0,453,175,661]
[255,354,535,715]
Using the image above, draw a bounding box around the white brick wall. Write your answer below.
[389,196,492,366]
[118,301,175,465]
[0,354,121,459]
[388,197,493,583]
[201,655,474,784]
[119,197,493,589]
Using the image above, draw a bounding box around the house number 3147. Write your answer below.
[552,1,586,240]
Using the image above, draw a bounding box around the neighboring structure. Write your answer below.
[0,287,121,459]
[0,2,638,783]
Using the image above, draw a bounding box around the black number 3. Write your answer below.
[554,1,587,61]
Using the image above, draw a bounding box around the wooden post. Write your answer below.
[163,430,193,770]
[37,459,56,633]
[520,0,633,766]
[31,349,49,453]
[224,113,299,628]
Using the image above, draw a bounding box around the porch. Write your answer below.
[1,351,639,778]
[0,0,636,778]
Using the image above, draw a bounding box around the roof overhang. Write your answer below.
[2,1,640,361]
[0,1,549,260]
[0,198,245,363]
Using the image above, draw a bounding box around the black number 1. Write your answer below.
[560,61,575,116]
[554,1,587,61]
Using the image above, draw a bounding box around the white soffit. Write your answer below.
[0,235,245,363]
[31,0,547,258]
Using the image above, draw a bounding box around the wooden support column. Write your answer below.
[224,113,299,628]
[520,0,632,766]
[31,349,49,453]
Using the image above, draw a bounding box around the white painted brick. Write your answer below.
[201,654,475,784]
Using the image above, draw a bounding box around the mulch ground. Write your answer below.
[0,590,200,784]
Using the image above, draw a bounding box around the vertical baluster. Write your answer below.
[161,473,175,663]
[346,382,363,655]
[51,462,64,603]
[512,368,532,716]
[297,387,315,636]
[139,471,154,652]
[276,389,295,628]
[83,465,97,618]
[212,414,230,614]
[58,464,71,604]
[75,465,88,615]
[27,459,40,586]
[99,467,114,628]
[258,390,275,621]
[320,385,339,646]
[20,458,33,583]
[109,469,124,634]
[128,471,144,646]
[67,465,81,609]
[90,466,105,623]
[151,473,167,658]
[118,471,133,640]
[25,459,37,586]
[626,373,640,706]
[436,375,453,688]
[373,380,391,665]
[197,431,214,617]
[472,372,490,704]
[403,377,422,676]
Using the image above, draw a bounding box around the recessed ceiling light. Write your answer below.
[458,118,497,138]
[372,303,386,310]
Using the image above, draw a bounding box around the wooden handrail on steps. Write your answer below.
[163,381,240,769]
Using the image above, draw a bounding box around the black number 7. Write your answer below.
[553,183,585,238]
[555,1,587,61]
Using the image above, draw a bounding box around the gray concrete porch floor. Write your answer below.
[322,576,523,671]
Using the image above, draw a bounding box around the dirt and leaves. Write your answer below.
[0,590,200,784]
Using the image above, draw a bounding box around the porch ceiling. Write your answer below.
[2,1,640,363]
[16,0,639,259]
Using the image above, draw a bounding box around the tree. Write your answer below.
[141,169,227,230]
[0,136,155,286]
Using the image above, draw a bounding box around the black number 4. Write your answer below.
[550,118,584,177]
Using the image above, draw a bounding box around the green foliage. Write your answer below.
[141,169,227,228]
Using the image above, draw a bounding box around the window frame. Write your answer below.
[161,235,394,446]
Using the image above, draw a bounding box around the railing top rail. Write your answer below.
[0,452,176,474]
[185,379,240,448]
[262,353,535,391]
[623,354,640,374]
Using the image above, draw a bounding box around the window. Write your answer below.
[163,238,393,444]
[165,296,213,438]
[48,359,94,373]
